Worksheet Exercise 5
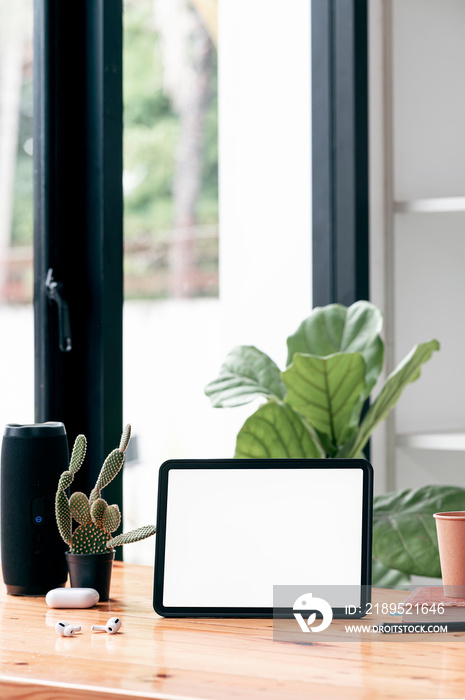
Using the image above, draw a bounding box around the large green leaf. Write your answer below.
[340,339,440,458]
[373,485,465,577]
[286,300,384,395]
[372,560,411,588]
[234,401,324,459]
[205,346,286,408]
[282,352,366,451]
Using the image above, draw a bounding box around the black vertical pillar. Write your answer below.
[312,0,369,307]
[33,1,123,530]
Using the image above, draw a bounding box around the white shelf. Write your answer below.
[397,431,465,451]
[394,197,465,214]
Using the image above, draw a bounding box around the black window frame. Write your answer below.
[33,0,123,523]
[312,0,369,306]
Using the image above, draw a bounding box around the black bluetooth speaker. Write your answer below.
[1,422,69,595]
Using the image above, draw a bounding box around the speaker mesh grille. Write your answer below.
[1,433,69,592]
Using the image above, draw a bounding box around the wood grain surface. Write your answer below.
[1,563,465,699]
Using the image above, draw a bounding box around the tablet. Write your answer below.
[154,459,372,617]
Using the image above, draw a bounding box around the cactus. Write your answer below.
[119,423,131,453]
[107,524,156,549]
[55,424,156,554]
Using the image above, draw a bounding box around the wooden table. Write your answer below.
[1,562,465,699]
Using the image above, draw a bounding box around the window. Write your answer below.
[32,1,367,565]
[0,1,34,426]
[122,0,313,564]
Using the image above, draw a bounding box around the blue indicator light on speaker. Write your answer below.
[35,515,43,524]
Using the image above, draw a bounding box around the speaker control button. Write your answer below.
[32,497,46,525]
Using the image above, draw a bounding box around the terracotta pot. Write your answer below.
[66,550,115,601]
[434,512,465,598]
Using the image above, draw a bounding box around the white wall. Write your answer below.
[392,0,465,201]
[369,0,465,492]
[393,0,465,490]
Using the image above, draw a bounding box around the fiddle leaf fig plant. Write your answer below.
[206,301,439,460]
[206,300,443,585]
[56,424,156,554]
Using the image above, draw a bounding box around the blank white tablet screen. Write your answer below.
[162,467,364,608]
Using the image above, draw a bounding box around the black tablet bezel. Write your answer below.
[153,458,372,618]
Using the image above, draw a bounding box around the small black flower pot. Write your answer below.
[66,550,115,601]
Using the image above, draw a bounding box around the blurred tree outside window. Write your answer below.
[0,0,33,305]
[0,0,218,305]
[123,0,218,300]
[0,0,34,427]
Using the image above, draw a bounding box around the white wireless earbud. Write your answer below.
[55,620,82,637]
[91,617,122,634]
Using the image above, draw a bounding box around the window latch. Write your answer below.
[45,268,72,352]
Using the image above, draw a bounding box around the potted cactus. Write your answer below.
[55,424,156,600]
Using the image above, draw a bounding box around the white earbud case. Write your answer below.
[46,587,99,608]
